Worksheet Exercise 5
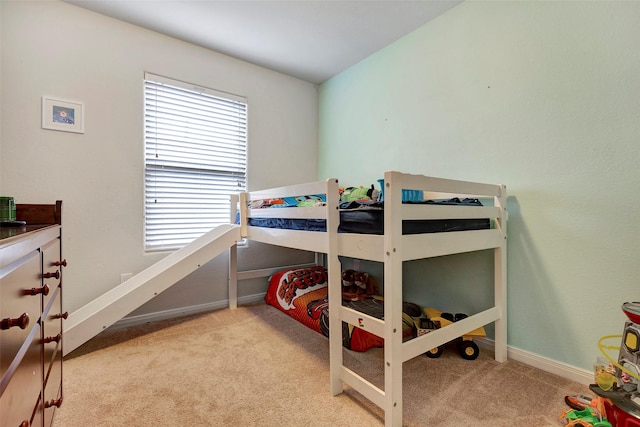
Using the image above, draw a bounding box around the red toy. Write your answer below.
[590,302,640,426]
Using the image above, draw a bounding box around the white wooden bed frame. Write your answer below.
[228,170,507,427]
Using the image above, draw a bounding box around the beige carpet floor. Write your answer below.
[54,303,591,426]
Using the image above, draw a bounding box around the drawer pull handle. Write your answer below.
[0,313,30,330]
[20,421,30,427]
[26,284,49,296]
[43,333,61,344]
[54,311,69,320]
[52,259,67,267]
[44,397,63,408]
[43,270,60,279]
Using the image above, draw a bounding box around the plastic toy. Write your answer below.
[561,404,612,427]
[417,307,486,360]
[565,394,607,411]
[589,301,640,426]
[562,394,611,426]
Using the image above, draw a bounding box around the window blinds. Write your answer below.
[144,73,247,251]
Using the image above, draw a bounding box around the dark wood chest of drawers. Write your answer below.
[1,202,65,427]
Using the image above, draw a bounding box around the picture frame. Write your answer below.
[42,96,84,133]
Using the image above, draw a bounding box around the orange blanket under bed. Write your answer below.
[265,266,412,352]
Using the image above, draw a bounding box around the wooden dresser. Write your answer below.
[1,201,66,427]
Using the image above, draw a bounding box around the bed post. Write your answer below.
[494,184,508,362]
[326,178,343,396]
[383,171,404,427]
[229,194,239,310]
[229,244,238,309]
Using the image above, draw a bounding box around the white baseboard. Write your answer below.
[110,292,266,331]
[476,338,593,385]
[112,296,593,386]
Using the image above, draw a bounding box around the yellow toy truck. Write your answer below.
[417,307,486,360]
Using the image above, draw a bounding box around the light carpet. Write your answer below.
[53,303,590,426]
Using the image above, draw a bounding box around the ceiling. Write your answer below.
[65,0,462,84]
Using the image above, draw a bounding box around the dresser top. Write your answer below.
[1,224,54,242]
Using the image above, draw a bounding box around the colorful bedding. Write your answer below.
[248,194,326,209]
[264,266,416,352]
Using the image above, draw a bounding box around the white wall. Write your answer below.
[0,1,318,318]
[319,1,640,373]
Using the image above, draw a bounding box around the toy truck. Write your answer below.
[416,307,487,360]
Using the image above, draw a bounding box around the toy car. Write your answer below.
[417,307,486,360]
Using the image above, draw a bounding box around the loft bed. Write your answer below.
[228,170,507,427]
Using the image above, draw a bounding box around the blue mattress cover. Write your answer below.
[246,198,490,235]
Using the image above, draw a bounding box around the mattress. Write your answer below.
[247,198,490,235]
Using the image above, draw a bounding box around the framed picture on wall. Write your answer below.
[42,96,84,133]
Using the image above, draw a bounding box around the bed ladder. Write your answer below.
[329,172,508,427]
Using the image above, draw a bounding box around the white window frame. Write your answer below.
[144,73,247,252]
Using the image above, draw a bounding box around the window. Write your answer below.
[144,73,247,251]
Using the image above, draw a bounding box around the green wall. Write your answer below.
[319,1,640,372]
